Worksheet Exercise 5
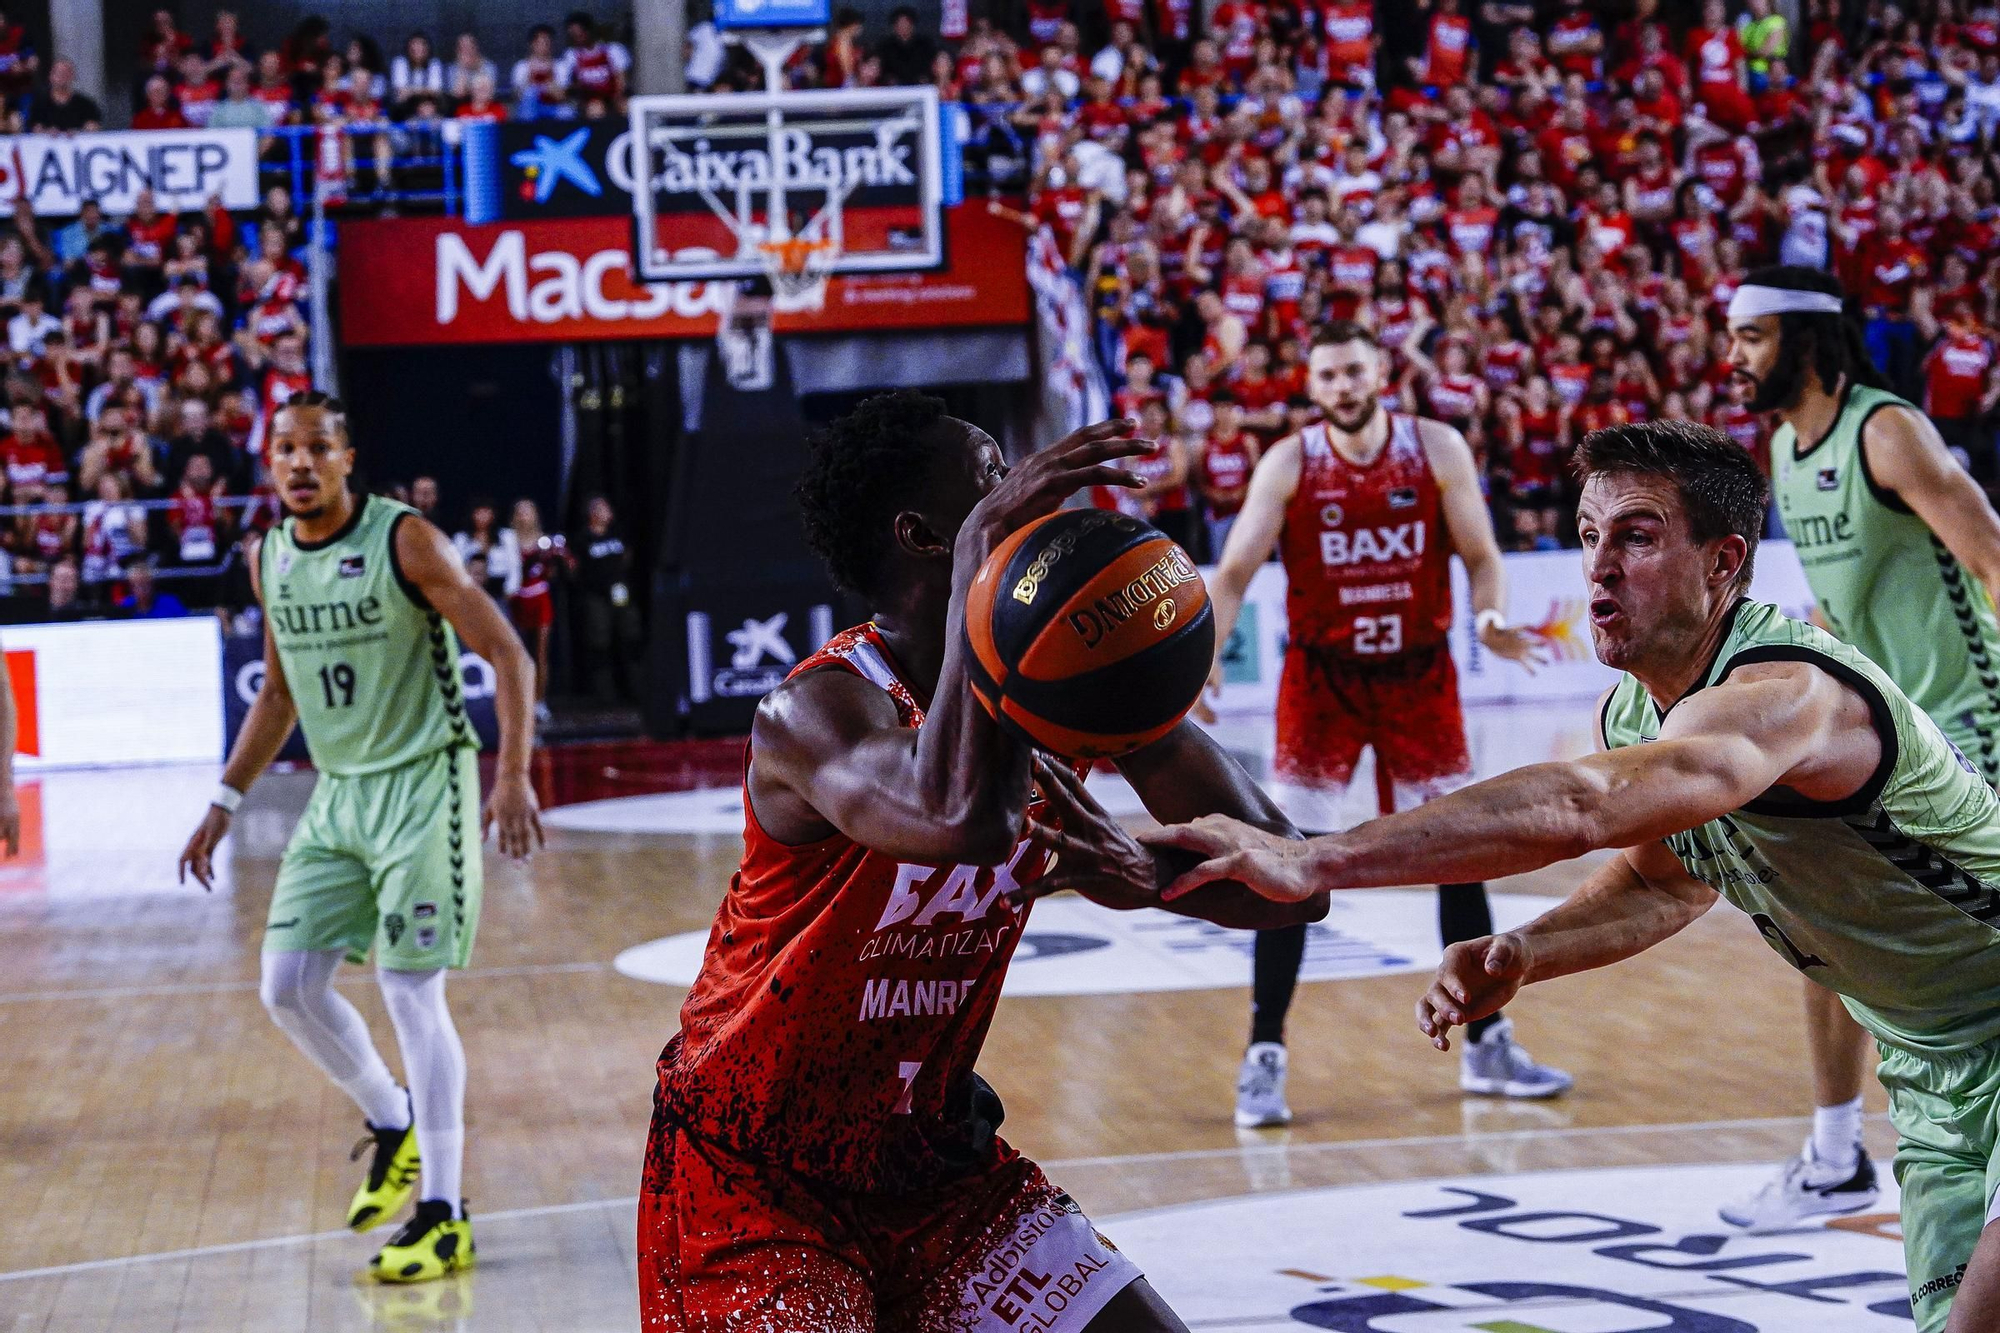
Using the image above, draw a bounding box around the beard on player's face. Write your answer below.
[1737,333,1810,413]
[1318,391,1380,433]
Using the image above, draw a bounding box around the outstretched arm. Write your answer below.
[1150,657,1872,901]
[395,514,543,858]
[1864,402,2000,604]
[1415,839,1716,1047]
[1426,420,1545,671]
[1206,434,1298,665]
[1014,720,1325,928]
[179,536,299,887]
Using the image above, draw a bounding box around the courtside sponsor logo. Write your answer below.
[968,1199,1115,1329]
[1104,1164,1910,1331]
[615,889,1545,995]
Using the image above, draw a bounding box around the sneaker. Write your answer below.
[347,1095,420,1232]
[1458,1017,1574,1099]
[1719,1143,1879,1234]
[1235,1042,1292,1128]
[371,1199,475,1283]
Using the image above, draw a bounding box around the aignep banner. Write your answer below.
[0,128,262,216]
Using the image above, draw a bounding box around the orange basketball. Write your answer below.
[964,509,1215,760]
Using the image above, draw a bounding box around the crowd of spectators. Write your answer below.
[768,0,2000,555]
[0,9,637,201]
[0,179,316,623]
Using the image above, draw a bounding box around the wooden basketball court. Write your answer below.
[0,721,1901,1332]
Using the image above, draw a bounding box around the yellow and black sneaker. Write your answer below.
[347,1102,421,1233]
[370,1200,475,1284]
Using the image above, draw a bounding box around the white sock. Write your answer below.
[378,966,467,1216]
[259,949,409,1129]
[1811,1095,1865,1170]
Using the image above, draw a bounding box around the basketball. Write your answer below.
[964,509,1215,760]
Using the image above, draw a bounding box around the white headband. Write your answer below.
[1727,285,1846,320]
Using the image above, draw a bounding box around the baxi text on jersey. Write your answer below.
[1319,521,1427,567]
[870,840,1038,934]
[1064,548,1200,650]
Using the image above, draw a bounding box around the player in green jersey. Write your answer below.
[1146,422,2000,1332]
[1719,266,2000,1232]
[177,394,541,1283]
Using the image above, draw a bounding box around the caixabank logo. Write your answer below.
[1105,1164,1913,1331]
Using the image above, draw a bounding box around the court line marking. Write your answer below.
[0,961,616,1005]
[0,1111,1891,1284]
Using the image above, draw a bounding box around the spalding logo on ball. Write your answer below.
[965,509,1215,760]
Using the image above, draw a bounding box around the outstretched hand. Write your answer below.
[1141,814,1319,903]
[1416,933,1533,1051]
[1012,757,1159,910]
[1479,623,1551,674]
[957,418,1149,564]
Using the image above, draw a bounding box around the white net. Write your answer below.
[759,238,837,312]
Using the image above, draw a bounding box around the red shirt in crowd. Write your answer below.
[1925,329,1998,421]
[1422,11,1473,86]
[1,431,67,490]
[1320,1,1374,82]
[1547,10,1603,80]
[132,104,190,131]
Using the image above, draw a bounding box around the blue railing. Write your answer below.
[262,123,465,214]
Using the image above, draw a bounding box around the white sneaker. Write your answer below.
[1235,1042,1292,1128]
[1457,1017,1574,1099]
[1718,1142,1879,1233]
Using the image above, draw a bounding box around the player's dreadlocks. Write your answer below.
[1737,265,1890,412]
[797,389,951,598]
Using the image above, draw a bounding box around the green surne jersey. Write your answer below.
[1601,600,2000,1054]
[1771,383,2000,781]
[260,495,474,776]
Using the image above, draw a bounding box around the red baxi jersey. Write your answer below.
[655,625,1067,1197]
[1280,414,1453,659]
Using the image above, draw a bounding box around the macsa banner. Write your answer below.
[0,129,262,215]
[338,206,1029,346]
[1208,539,1815,713]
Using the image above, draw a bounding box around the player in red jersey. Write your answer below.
[641,395,1323,1333]
[1198,322,1569,1127]
[1921,303,2000,483]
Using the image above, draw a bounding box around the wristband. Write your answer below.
[1475,609,1508,636]
[211,783,244,814]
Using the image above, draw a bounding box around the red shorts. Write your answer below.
[638,1115,1141,1333]
[1274,641,1473,816]
[510,589,553,633]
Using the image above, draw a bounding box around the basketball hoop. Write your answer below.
[712,236,838,392]
[758,236,837,312]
